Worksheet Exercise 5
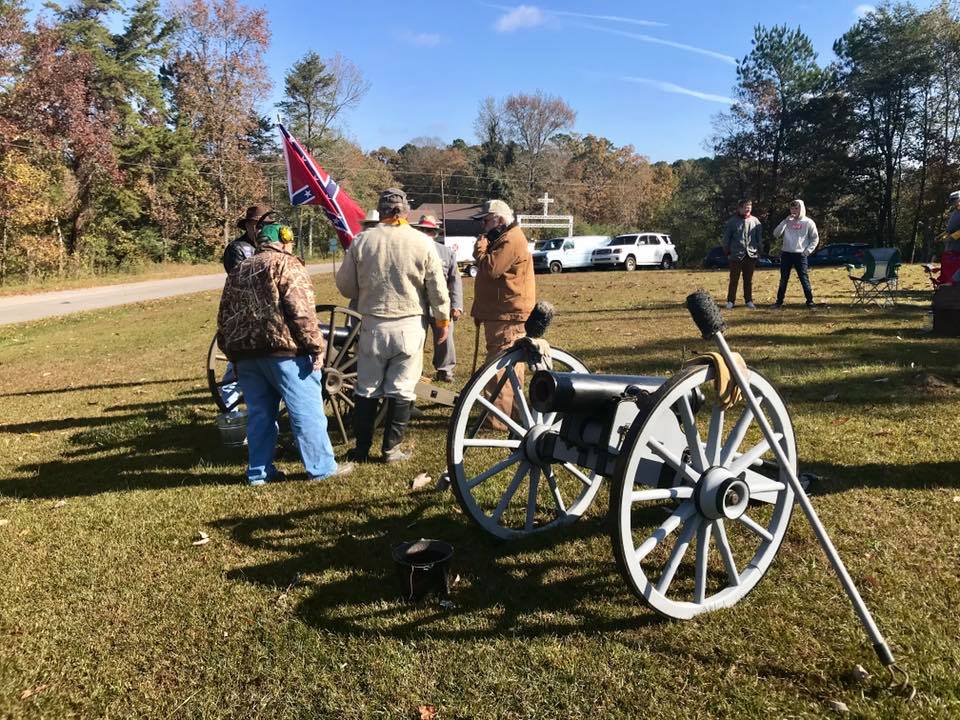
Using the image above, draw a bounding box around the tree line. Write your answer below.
[1,0,958,283]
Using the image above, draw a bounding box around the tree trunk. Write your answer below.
[55,218,65,277]
[308,212,314,258]
[221,190,230,247]
[0,221,6,286]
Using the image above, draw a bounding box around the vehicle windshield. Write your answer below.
[540,238,564,251]
[609,235,636,246]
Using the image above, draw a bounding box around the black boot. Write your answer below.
[347,396,378,462]
[381,398,413,463]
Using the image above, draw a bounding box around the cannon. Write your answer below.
[206,304,457,444]
[446,299,801,620]
[444,291,911,694]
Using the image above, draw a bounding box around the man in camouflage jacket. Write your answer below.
[217,223,350,485]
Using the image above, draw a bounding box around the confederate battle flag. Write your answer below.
[278,123,364,249]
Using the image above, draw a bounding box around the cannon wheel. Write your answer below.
[207,336,241,414]
[610,364,796,620]
[205,304,364,445]
[447,346,601,540]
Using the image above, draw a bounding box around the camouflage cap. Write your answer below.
[377,187,409,215]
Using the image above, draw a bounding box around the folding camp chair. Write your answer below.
[847,248,901,307]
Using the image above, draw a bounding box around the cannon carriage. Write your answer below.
[446,310,797,620]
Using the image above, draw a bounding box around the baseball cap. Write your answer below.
[470,199,513,220]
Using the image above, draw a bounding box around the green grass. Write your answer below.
[0,265,958,718]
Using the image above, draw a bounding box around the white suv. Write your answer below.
[591,233,678,271]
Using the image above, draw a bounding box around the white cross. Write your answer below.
[538,192,554,216]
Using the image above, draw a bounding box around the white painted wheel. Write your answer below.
[447,346,601,539]
[610,364,796,619]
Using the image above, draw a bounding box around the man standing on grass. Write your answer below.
[217,222,351,486]
[223,204,273,273]
[773,199,819,309]
[470,199,536,429]
[335,188,450,463]
[413,214,463,383]
[722,199,763,310]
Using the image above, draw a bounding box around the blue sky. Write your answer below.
[26,1,923,161]
[258,0,901,161]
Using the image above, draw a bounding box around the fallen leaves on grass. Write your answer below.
[850,664,871,685]
[20,684,48,700]
[191,531,210,546]
[53,500,67,509]
[913,372,957,393]
[410,473,432,491]
[0,518,9,526]
[417,705,437,720]
[827,699,850,713]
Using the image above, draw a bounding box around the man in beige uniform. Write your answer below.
[336,188,450,462]
[470,199,536,429]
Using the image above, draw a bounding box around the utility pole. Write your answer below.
[440,171,447,235]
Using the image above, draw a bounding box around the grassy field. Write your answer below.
[0,265,957,718]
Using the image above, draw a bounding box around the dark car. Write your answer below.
[703,246,777,269]
[807,243,869,267]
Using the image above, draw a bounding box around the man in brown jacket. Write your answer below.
[470,199,536,428]
[217,222,350,485]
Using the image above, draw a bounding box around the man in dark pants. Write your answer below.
[773,199,819,309]
[722,199,763,309]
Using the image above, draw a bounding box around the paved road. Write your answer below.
[0,263,335,326]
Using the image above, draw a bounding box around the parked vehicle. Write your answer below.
[703,246,778,269]
[591,233,678,271]
[532,235,611,273]
[444,236,480,277]
[807,243,869,267]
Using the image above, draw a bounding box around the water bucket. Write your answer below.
[391,539,453,602]
[215,410,248,447]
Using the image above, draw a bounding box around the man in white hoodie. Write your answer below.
[773,199,819,308]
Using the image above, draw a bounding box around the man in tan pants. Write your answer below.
[336,188,450,462]
[469,199,536,430]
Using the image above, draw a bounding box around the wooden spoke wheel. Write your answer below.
[207,336,241,414]
[447,346,601,540]
[610,364,796,620]
[205,304,364,445]
[315,304,363,446]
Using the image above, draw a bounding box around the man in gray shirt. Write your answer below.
[722,199,764,309]
[414,214,463,382]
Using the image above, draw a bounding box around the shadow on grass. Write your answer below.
[0,387,246,498]
[801,460,960,495]
[0,376,197,398]
[213,494,667,641]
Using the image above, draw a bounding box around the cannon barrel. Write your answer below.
[529,371,665,414]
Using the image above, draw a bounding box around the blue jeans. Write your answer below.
[236,356,338,483]
[777,252,814,305]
